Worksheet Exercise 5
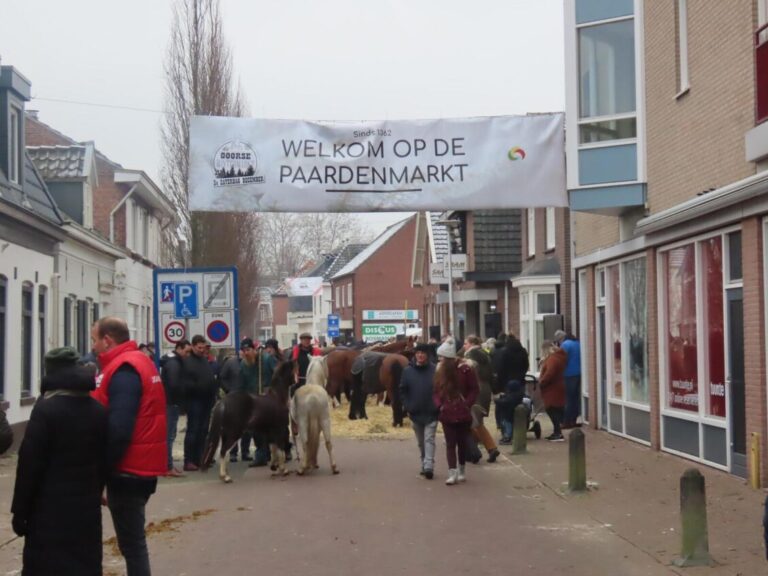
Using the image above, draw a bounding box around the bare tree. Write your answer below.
[257,212,369,283]
[161,0,261,329]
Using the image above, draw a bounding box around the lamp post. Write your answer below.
[435,219,461,337]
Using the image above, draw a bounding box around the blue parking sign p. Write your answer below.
[174,283,199,319]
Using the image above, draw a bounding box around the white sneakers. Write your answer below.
[445,466,467,485]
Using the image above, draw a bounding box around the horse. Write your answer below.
[366,336,416,359]
[201,360,293,483]
[290,355,339,475]
[322,348,361,406]
[349,352,409,426]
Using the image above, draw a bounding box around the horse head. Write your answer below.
[306,355,329,388]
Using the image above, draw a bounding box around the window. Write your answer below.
[127,304,139,341]
[666,244,698,412]
[335,287,341,310]
[76,300,89,355]
[519,289,557,364]
[527,209,536,257]
[545,208,556,250]
[623,259,647,403]
[676,0,689,93]
[347,284,353,308]
[727,231,742,282]
[64,296,72,347]
[9,106,21,184]
[701,238,725,417]
[578,17,637,143]
[609,265,622,399]
[21,284,33,397]
[39,287,47,377]
[0,276,6,400]
[92,302,100,323]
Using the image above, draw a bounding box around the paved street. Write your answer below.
[2,424,764,575]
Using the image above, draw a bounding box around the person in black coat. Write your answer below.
[11,347,108,576]
[0,406,12,455]
[493,334,530,432]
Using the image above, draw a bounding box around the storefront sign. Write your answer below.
[362,310,419,321]
[429,254,468,284]
[188,114,566,212]
[361,323,402,341]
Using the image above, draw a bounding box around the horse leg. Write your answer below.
[297,416,311,475]
[376,391,385,406]
[321,413,339,475]
[219,432,237,483]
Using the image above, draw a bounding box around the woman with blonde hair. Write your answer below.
[433,338,479,485]
[538,340,568,442]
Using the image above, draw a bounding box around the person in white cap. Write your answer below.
[433,337,479,485]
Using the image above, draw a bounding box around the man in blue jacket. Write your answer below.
[399,343,438,480]
[555,330,582,429]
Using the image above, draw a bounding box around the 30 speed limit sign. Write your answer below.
[164,321,186,344]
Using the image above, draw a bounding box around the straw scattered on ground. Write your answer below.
[104,509,216,557]
[330,398,414,440]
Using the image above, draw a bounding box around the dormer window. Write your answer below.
[9,106,21,184]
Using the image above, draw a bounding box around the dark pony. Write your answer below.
[202,360,294,483]
[349,352,409,427]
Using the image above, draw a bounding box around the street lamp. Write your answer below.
[435,219,461,337]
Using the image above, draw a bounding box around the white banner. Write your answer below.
[188,114,566,212]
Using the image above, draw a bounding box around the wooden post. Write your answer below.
[674,468,711,567]
[512,404,528,454]
[568,428,587,492]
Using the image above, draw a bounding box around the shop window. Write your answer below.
[666,244,698,412]
[702,238,726,417]
[623,259,647,404]
[609,265,622,399]
[21,284,33,397]
[0,276,6,400]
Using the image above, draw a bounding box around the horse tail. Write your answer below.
[389,359,405,427]
[201,399,224,471]
[308,411,321,468]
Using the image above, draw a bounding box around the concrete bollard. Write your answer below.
[674,468,712,567]
[568,428,587,492]
[512,404,528,454]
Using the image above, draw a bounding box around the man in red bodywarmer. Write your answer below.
[91,317,166,576]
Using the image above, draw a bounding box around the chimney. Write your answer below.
[27,109,39,120]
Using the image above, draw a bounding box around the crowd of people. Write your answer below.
[400,330,582,485]
[4,315,581,573]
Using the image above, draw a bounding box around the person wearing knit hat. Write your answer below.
[433,338,480,485]
[12,346,108,574]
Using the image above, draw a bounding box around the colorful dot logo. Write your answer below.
[508,146,526,161]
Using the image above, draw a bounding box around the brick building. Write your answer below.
[330,215,423,342]
[565,0,768,481]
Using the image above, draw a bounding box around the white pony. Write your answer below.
[290,355,339,475]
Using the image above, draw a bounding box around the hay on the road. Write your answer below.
[330,398,415,440]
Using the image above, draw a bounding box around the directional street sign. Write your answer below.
[327,314,340,338]
[174,283,199,319]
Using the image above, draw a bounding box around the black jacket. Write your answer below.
[11,365,108,576]
[399,360,438,425]
[496,338,530,392]
[0,407,12,455]
[160,352,185,406]
[182,352,217,399]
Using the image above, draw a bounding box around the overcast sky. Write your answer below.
[0,0,564,235]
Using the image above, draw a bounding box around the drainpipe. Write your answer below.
[109,184,138,244]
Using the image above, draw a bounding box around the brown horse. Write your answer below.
[349,352,409,426]
[322,348,361,405]
[201,360,293,483]
[366,336,416,358]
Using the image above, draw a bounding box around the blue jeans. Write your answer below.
[107,486,151,576]
[564,375,582,424]
[501,418,513,441]
[166,404,180,470]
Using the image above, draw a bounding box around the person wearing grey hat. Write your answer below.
[12,346,108,574]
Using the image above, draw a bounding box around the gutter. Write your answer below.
[109,184,138,243]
